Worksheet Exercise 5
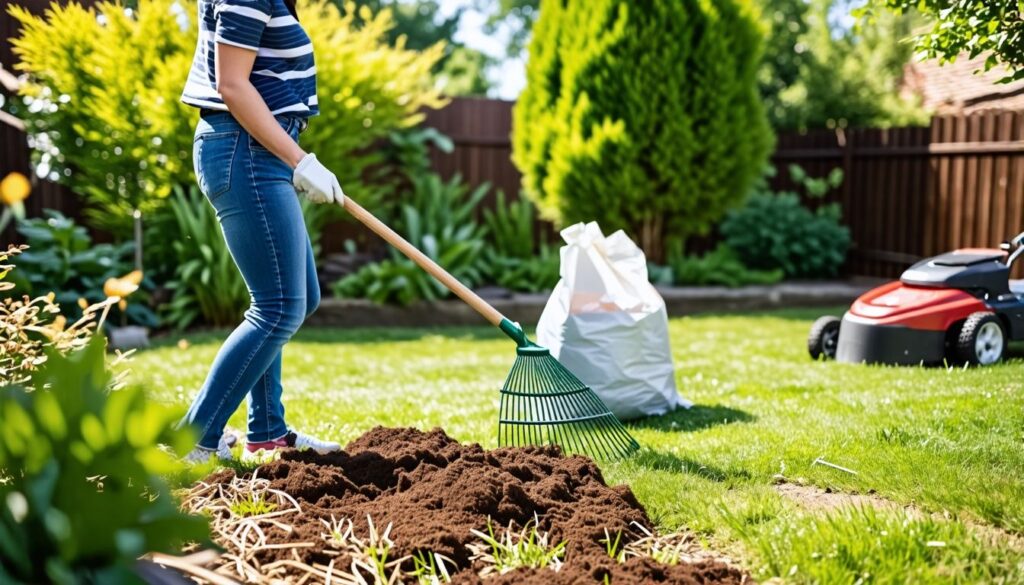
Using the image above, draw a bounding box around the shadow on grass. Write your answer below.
[631,448,751,482]
[630,403,756,433]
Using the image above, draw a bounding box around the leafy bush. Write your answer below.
[9,0,198,236]
[366,127,455,220]
[8,211,157,328]
[10,0,445,237]
[669,244,783,287]
[721,165,850,278]
[333,174,489,304]
[482,192,559,293]
[160,186,249,330]
[0,336,207,584]
[513,0,772,261]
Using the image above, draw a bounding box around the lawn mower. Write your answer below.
[808,231,1024,366]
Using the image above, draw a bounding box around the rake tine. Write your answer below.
[557,388,589,456]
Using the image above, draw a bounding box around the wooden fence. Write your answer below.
[771,111,1024,277]
[425,100,1024,278]
[422,98,522,201]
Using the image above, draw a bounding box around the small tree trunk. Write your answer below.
[639,215,665,264]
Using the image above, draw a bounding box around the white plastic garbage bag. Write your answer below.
[537,222,690,420]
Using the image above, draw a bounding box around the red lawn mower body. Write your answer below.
[810,235,1024,366]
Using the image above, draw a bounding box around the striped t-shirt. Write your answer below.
[181,0,318,117]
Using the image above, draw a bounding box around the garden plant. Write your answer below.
[513,0,773,262]
[721,164,850,279]
[0,250,205,583]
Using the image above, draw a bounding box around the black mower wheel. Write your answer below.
[955,312,1005,366]
[808,316,841,360]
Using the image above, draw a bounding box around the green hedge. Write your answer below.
[513,0,773,261]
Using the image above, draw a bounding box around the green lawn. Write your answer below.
[133,308,1024,583]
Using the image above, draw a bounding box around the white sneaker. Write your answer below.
[293,430,341,454]
[182,433,236,465]
[243,430,341,462]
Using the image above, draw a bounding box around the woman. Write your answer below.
[178,0,342,463]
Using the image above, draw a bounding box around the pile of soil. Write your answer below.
[205,427,748,584]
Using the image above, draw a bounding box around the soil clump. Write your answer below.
[202,426,749,583]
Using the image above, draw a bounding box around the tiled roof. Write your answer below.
[902,53,1024,114]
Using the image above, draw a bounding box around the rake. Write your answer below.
[343,197,640,460]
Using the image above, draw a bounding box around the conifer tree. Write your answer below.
[513,0,773,260]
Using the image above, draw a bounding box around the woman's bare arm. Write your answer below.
[215,43,306,168]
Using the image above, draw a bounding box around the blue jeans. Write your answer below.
[181,111,319,449]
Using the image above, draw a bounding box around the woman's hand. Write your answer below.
[293,153,344,205]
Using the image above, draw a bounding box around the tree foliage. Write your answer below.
[343,0,493,95]
[477,0,539,59]
[755,0,811,125]
[513,0,772,261]
[9,0,445,237]
[9,0,197,236]
[757,0,927,130]
[869,0,1023,83]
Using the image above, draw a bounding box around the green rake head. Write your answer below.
[497,320,640,460]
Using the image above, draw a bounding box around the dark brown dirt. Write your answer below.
[205,426,749,583]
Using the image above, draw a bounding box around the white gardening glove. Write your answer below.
[293,153,344,205]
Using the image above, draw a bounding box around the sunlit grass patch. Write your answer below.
[134,309,1024,581]
[724,506,1024,583]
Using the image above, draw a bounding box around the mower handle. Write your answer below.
[1004,231,1024,268]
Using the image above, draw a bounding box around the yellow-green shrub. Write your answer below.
[10,0,445,237]
[10,0,198,236]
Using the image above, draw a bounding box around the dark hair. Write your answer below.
[283,0,297,19]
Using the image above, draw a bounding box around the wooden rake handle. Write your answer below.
[343,197,506,327]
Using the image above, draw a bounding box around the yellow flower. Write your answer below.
[103,276,138,299]
[177,338,190,350]
[123,270,143,286]
[0,173,31,206]
[77,297,89,310]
